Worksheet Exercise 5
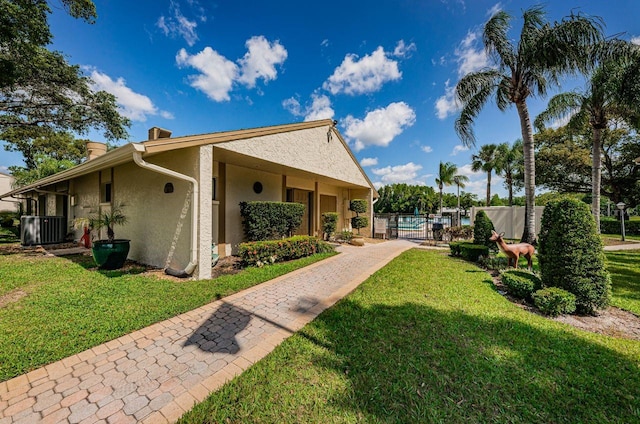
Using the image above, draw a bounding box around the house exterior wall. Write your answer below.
[224,163,283,254]
[0,173,17,212]
[216,126,370,188]
[69,148,201,271]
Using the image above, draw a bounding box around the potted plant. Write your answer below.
[87,205,130,269]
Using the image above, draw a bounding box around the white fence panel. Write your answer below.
[470,206,544,240]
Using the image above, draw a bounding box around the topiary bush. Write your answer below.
[473,210,496,250]
[478,256,509,271]
[532,287,576,317]
[459,243,489,262]
[538,198,611,315]
[238,236,334,266]
[349,199,368,235]
[321,212,338,240]
[239,201,305,241]
[500,270,542,300]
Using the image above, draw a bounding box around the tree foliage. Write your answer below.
[374,184,437,214]
[495,140,523,206]
[0,0,130,147]
[471,143,499,206]
[436,161,457,214]
[455,5,604,243]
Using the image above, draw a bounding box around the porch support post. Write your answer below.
[197,145,213,280]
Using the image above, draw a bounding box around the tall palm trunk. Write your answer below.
[439,184,443,215]
[516,100,537,244]
[592,126,603,233]
[485,171,491,206]
[457,183,461,225]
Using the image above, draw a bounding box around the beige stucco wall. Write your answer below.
[68,148,201,271]
[225,164,283,254]
[216,126,370,188]
[0,173,18,212]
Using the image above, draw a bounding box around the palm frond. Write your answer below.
[455,70,503,146]
[483,11,516,70]
[534,92,584,131]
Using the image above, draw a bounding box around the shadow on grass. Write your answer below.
[62,254,147,278]
[296,300,640,423]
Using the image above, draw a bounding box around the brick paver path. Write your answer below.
[0,240,415,424]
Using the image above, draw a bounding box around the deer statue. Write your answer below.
[489,230,535,269]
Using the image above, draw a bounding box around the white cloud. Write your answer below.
[360,157,378,167]
[156,1,199,46]
[451,144,469,155]
[393,40,417,57]
[323,46,402,95]
[421,145,433,153]
[89,70,172,122]
[282,97,302,116]
[282,93,335,121]
[435,79,460,119]
[371,162,424,185]
[456,30,489,77]
[454,163,505,198]
[176,36,287,102]
[321,39,330,47]
[631,36,640,45]
[237,36,288,88]
[343,102,416,151]
[304,93,334,121]
[176,47,238,101]
[487,2,502,17]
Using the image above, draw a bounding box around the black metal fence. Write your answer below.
[373,214,452,241]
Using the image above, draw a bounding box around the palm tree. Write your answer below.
[471,143,499,206]
[495,140,523,207]
[453,174,470,225]
[535,54,640,232]
[436,161,457,215]
[455,5,603,243]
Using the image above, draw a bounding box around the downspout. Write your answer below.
[132,146,199,278]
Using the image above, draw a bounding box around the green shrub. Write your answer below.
[336,230,353,243]
[600,217,640,235]
[500,270,542,299]
[473,210,496,250]
[239,201,305,241]
[444,225,473,241]
[349,199,368,234]
[0,211,16,228]
[532,287,577,317]
[351,216,369,234]
[238,236,334,266]
[321,212,339,240]
[478,256,509,271]
[459,243,489,262]
[349,199,367,215]
[538,198,611,314]
[449,240,472,256]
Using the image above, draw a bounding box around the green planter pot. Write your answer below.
[92,239,131,270]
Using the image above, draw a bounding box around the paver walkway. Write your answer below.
[0,240,416,424]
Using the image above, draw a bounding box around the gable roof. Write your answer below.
[0,120,377,199]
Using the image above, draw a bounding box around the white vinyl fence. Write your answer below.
[470,206,545,240]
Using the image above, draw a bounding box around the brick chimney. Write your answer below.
[85,141,107,161]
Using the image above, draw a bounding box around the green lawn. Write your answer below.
[180,249,640,424]
[606,249,640,316]
[0,249,336,382]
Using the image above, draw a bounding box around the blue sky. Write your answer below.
[2,0,639,198]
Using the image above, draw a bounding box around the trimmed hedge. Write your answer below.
[351,216,369,233]
[600,217,640,235]
[239,201,305,241]
[532,287,576,317]
[460,243,489,262]
[238,236,334,266]
[501,270,542,300]
[538,198,611,315]
[473,210,496,250]
[321,212,339,240]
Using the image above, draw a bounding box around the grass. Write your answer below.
[179,249,640,424]
[0,249,336,382]
[605,249,640,316]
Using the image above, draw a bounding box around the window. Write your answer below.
[101,182,112,203]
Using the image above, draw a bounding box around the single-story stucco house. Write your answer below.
[0,119,377,279]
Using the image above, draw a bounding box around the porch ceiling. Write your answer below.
[213,147,369,190]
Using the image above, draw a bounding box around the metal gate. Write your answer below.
[373,213,451,241]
